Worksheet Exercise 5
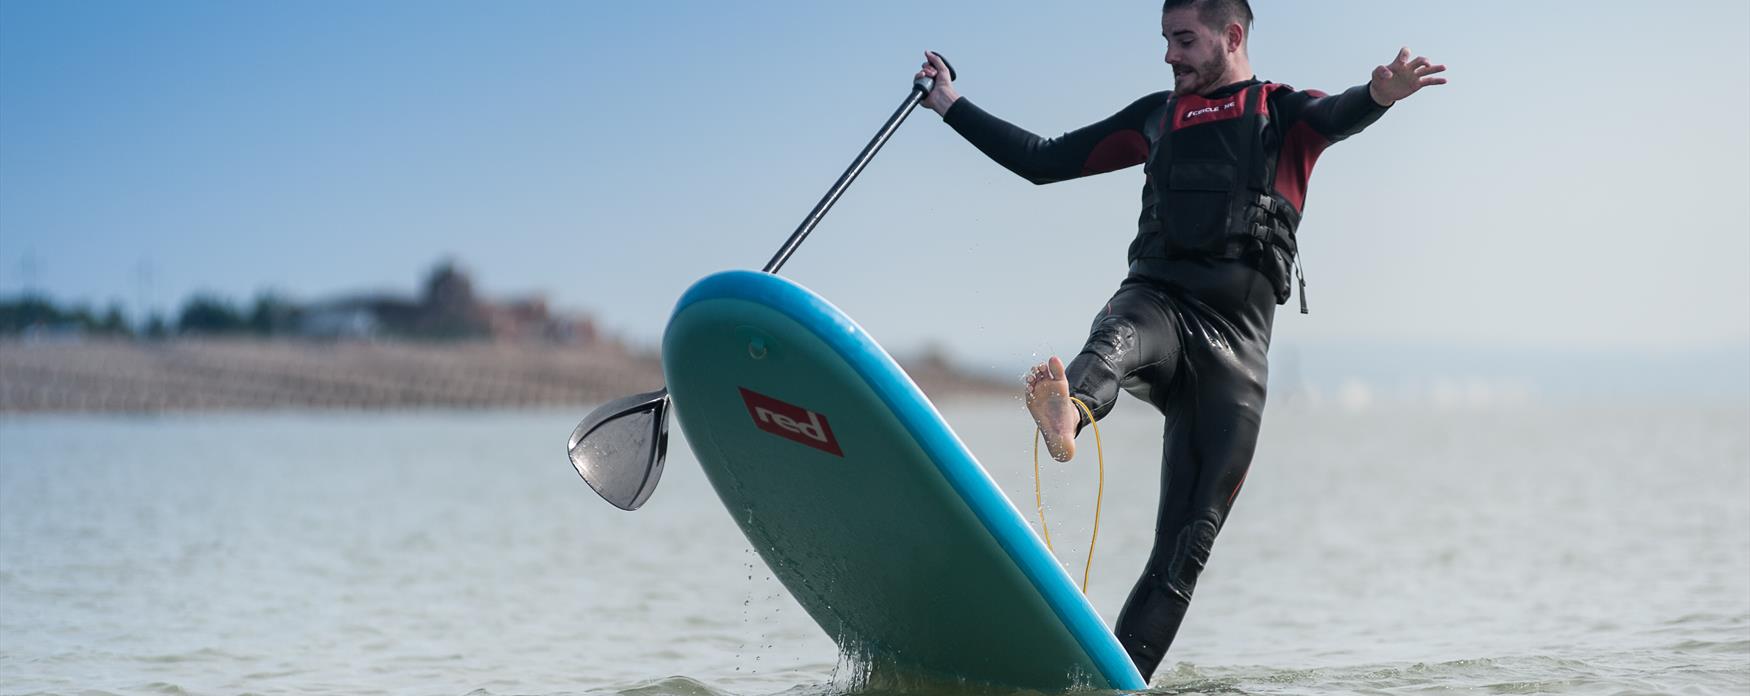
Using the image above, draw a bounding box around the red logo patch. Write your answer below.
[739,388,844,457]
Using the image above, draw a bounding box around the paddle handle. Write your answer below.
[911,51,958,97]
[761,54,957,274]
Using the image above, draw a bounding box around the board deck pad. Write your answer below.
[663,270,1146,691]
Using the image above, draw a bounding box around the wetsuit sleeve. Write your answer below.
[1273,83,1389,144]
[941,92,1167,185]
[1267,83,1390,215]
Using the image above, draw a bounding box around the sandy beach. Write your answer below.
[0,339,1011,414]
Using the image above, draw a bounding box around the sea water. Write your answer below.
[1,400,1746,695]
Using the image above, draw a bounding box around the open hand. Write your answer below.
[1369,47,1447,106]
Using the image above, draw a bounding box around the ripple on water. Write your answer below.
[595,675,726,696]
[1145,650,1750,696]
[133,647,251,664]
[1669,638,1750,654]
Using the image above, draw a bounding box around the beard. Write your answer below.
[1172,51,1230,94]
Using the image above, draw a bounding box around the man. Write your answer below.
[914,0,1446,680]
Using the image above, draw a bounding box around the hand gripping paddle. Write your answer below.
[568,54,957,510]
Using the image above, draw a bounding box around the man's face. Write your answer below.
[1161,8,1232,95]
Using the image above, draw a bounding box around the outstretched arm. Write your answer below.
[1286,47,1448,143]
[915,50,1161,185]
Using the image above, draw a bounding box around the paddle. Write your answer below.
[568,54,958,510]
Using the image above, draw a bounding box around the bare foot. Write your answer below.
[1025,356,1079,462]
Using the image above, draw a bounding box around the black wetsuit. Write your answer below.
[943,78,1386,678]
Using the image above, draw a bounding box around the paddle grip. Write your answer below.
[912,52,957,95]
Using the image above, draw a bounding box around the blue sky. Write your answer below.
[3,1,1747,400]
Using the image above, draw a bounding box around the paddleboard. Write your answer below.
[662,270,1146,690]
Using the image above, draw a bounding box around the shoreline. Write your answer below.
[0,338,1013,414]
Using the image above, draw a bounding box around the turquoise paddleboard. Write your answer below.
[662,270,1146,690]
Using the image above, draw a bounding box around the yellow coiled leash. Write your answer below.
[1032,396,1104,594]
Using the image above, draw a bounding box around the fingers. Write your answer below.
[1414,61,1448,88]
[917,51,945,82]
[1380,47,1449,94]
[920,50,953,86]
[926,50,949,74]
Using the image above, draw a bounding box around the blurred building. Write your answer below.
[297,261,596,343]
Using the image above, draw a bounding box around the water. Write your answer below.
[1,400,1746,695]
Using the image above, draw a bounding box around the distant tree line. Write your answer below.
[0,296,134,336]
[0,262,581,343]
[0,292,302,339]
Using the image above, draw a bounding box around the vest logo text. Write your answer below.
[1174,96,1247,129]
[1183,101,1237,120]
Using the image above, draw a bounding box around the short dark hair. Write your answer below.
[1162,0,1254,33]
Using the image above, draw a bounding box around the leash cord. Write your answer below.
[1032,396,1104,594]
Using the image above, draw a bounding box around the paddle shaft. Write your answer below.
[762,68,949,274]
[569,59,957,512]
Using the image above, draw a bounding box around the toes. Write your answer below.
[1047,356,1066,380]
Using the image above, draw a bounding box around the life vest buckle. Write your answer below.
[1254,193,1276,214]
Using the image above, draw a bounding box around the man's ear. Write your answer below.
[1226,22,1245,53]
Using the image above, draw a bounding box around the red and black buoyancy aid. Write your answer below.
[1130,83,1310,312]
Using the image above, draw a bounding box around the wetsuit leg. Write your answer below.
[1062,279,1185,426]
[1109,297,1269,680]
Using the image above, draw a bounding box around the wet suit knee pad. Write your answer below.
[1066,316,1141,430]
[1084,315,1138,367]
[1164,514,1220,602]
